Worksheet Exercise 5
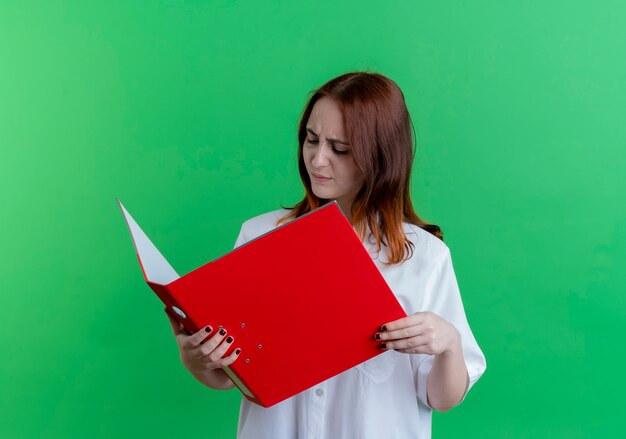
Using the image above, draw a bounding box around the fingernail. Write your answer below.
[380,325,388,332]
[219,329,226,336]
[226,336,233,343]
[374,333,381,340]
[235,348,241,355]
[379,343,387,350]
[205,326,213,333]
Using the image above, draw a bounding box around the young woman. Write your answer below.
[166,72,486,438]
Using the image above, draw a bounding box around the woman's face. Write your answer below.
[303,97,365,215]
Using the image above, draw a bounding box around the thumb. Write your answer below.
[164,307,185,335]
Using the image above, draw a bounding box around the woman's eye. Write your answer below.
[333,148,348,155]
[307,138,319,144]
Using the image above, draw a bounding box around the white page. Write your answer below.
[117,199,179,285]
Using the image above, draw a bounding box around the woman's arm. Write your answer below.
[425,326,469,412]
[375,311,469,412]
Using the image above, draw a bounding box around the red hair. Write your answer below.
[278,72,442,265]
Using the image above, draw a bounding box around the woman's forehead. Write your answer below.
[308,97,345,134]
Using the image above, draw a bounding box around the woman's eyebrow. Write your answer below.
[306,127,349,145]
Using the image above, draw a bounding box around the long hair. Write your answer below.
[278,71,442,265]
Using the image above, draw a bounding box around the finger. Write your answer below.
[375,324,423,341]
[182,325,215,350]
[198,328,228,357]
[379,335,430,351]
[379,312,429,332]
[215,347,242,368]
[206,335,235,362]
[395,345,432,355]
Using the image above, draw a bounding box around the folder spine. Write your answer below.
[148,281,201,334]
[223,366,265,406]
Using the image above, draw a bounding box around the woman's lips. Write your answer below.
[312,173,332,182]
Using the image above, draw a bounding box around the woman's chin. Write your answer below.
[311,188,335,200]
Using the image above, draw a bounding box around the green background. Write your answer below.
[1,0,624,437]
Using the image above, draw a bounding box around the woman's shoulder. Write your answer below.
[239,207,292,239]
[402,221,450,260]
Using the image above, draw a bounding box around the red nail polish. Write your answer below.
[235,348,241,355]
[379,343,387,350]
[205,326,212,333]
[381,325,388,332]
[226,336,233,343]
[219,328,226,336]
[374,333,381,340]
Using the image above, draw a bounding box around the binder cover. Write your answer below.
[118,199,407,407]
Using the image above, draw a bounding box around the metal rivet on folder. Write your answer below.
[172,306,186,319]
[257,344,262,349]
[245,359,251,363]
[241,323,246,328]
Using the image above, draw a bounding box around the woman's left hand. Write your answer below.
[375,312,461,355]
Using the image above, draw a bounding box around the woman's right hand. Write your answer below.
[165,308,241,390]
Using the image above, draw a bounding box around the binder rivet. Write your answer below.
[257,344,262,349]
[245,359,251,363]
[172,306,187,319]
[241,323,246,328]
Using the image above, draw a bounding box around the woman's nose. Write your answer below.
[311,143,330,167]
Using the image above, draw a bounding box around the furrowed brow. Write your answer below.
[306,127,349,145]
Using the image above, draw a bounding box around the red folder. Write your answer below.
[118,199,407,407]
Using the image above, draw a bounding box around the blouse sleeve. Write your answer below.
[411,246,487,409]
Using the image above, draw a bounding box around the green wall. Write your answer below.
[1,1,624,437]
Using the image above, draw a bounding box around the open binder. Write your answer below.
[117,198,407,407]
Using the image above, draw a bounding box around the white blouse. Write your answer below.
[232,208,486,439]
